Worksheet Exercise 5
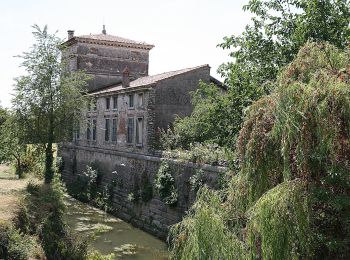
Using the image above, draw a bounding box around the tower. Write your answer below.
[63,26,154,91]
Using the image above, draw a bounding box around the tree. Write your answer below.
[219,0,350,95]
[165,0,350,150]
[0,113,28,178]
[12,25,90,183]
[171,42,350,260]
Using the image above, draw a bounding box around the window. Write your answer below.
[136,117,143,145]
[112,118,117,142]
[106,97,110,110]
[86,120,91,140]
[92,119,97,141]
[127,118,134,143]
[137,93,143,107]
[128,94,134,108]
[105,119,110,141]
[113,96,118,110]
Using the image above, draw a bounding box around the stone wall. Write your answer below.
[154,65,210,130]
[67,43,150,91]
[59,144,226,239]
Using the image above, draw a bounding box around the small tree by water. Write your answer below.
[12,25,90,183]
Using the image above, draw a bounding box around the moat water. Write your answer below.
[64,196,169,259]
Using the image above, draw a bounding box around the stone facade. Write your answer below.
[60,27,226,239]
[64,29,153,91]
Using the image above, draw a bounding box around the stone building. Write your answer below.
[65,26,225,155]
[60,26,226,239]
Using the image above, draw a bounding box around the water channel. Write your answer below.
[64,195,169,259]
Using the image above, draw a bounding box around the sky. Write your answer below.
[0,0,251,108]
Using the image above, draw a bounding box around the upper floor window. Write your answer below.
[127,118,134,143]
[106,97,110,110]
[128,94,134,108]
[137,93,144,107]
[113,96,118,110]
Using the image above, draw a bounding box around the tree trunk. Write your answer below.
[15,157,24,179]
[45,114,54,183]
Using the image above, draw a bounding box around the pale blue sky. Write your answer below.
[0,0,251,107]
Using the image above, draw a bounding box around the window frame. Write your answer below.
[113,95,118,110]
[112,117,117,142]
[105,97,110,110]
[127,117,134,143]
[86,119,91,140]
[92,119,97,141]
[105,118,110,141]
[137,93,144,108]
[128,94,134,109]
[135,117,143,146]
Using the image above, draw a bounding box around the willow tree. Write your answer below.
[170,42,350,259]
[12,25,90,183]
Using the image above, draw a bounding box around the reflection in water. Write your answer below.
[64,196,169,259]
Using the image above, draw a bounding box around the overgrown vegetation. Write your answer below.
[67,165,115,212]
[0,220,43,260]
[154,162,178,205]
[15,177,90,259]
[170,42,350,259]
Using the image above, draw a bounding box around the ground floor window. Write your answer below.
[112,118,117,142]
[105,118,110,141]
[86,120,91,140]
[127,117,134,143]
[136,117,143,146]
[92,119,97,141]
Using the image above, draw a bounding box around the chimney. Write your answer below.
[122,67,130,88]
[67,30,74,40]
[102,25,107,35]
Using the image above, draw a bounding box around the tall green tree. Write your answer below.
[13,25,90,183]
[164,0,350,150]
[219,0,350,94]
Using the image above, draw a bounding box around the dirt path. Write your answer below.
[0,164,39,222]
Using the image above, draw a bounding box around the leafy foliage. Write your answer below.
[154,162,178,205]
[165,0,350,151]
[169,187,247,260]
[15,177,90,259]
[0,221,41,260]
[170,43,350,259]
[12,25,90,183]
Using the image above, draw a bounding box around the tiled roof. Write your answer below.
[90,64,210,95]
[77,33,153,47]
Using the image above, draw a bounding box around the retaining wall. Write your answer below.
[59,144,226,239]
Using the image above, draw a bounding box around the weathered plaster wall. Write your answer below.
[69,43,150,91]
[78,88,151,154]
[59,144,226,239]
[154,65,210,130]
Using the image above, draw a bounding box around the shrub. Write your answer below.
[15,176,90,259]
[154,162,178,205]
[0,221,39,260]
